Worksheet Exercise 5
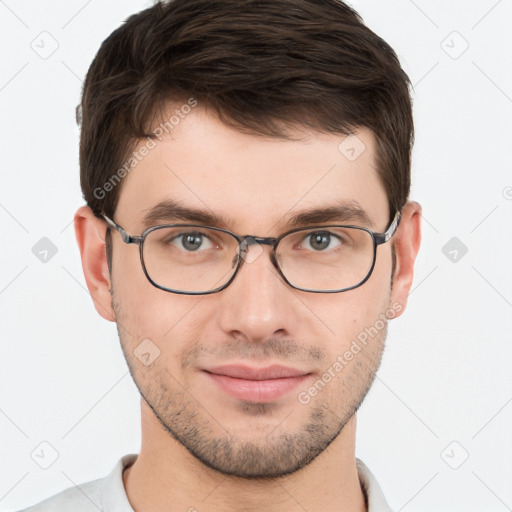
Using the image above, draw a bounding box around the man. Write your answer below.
[22,0,421,510]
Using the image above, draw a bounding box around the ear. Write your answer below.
[389,200,422,317]
[74,205,116,322]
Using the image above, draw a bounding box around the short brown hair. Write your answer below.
[79,0,413,224]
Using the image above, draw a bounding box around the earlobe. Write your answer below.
[389,201,422,316]
[74,205,116,322]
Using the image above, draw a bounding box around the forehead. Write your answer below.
[115,105,389,232]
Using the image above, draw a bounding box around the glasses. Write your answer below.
[101,210,401,295]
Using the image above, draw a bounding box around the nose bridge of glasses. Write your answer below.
[241,236,276,246]
[236,235,281,270]
[238,235,277,255]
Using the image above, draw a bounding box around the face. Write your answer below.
[97,106,407,478]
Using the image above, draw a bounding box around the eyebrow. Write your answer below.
[141,198,375,231]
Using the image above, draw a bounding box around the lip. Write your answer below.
[203,364,312,403]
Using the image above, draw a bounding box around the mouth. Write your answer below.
[202,364,313,403]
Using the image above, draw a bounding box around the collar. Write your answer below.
[100,454,393,511]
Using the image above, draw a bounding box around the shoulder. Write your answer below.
[16,453,138,512]
[17,477,105,512]
[356,458,395,512]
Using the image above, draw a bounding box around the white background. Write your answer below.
[1,1,511,510]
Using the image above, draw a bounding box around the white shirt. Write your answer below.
[19,454,394,511]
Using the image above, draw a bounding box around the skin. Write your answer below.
[75,104,421,512]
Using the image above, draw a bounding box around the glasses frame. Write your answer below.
[101,210,401,295]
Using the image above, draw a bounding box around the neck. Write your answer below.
[123,400,366,512]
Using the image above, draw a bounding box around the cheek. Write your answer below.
[110,246,216,373]
[112,274,208,362]
[372,244,394,287]
[111,243,148,297]
[300,255,392,353]
[111,245,175,333]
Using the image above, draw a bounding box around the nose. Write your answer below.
[216,243,298,344]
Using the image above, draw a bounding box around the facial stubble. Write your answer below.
[110,283,388,480]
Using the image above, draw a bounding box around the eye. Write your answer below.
[300,231,343,251]
[169,232,215,252]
